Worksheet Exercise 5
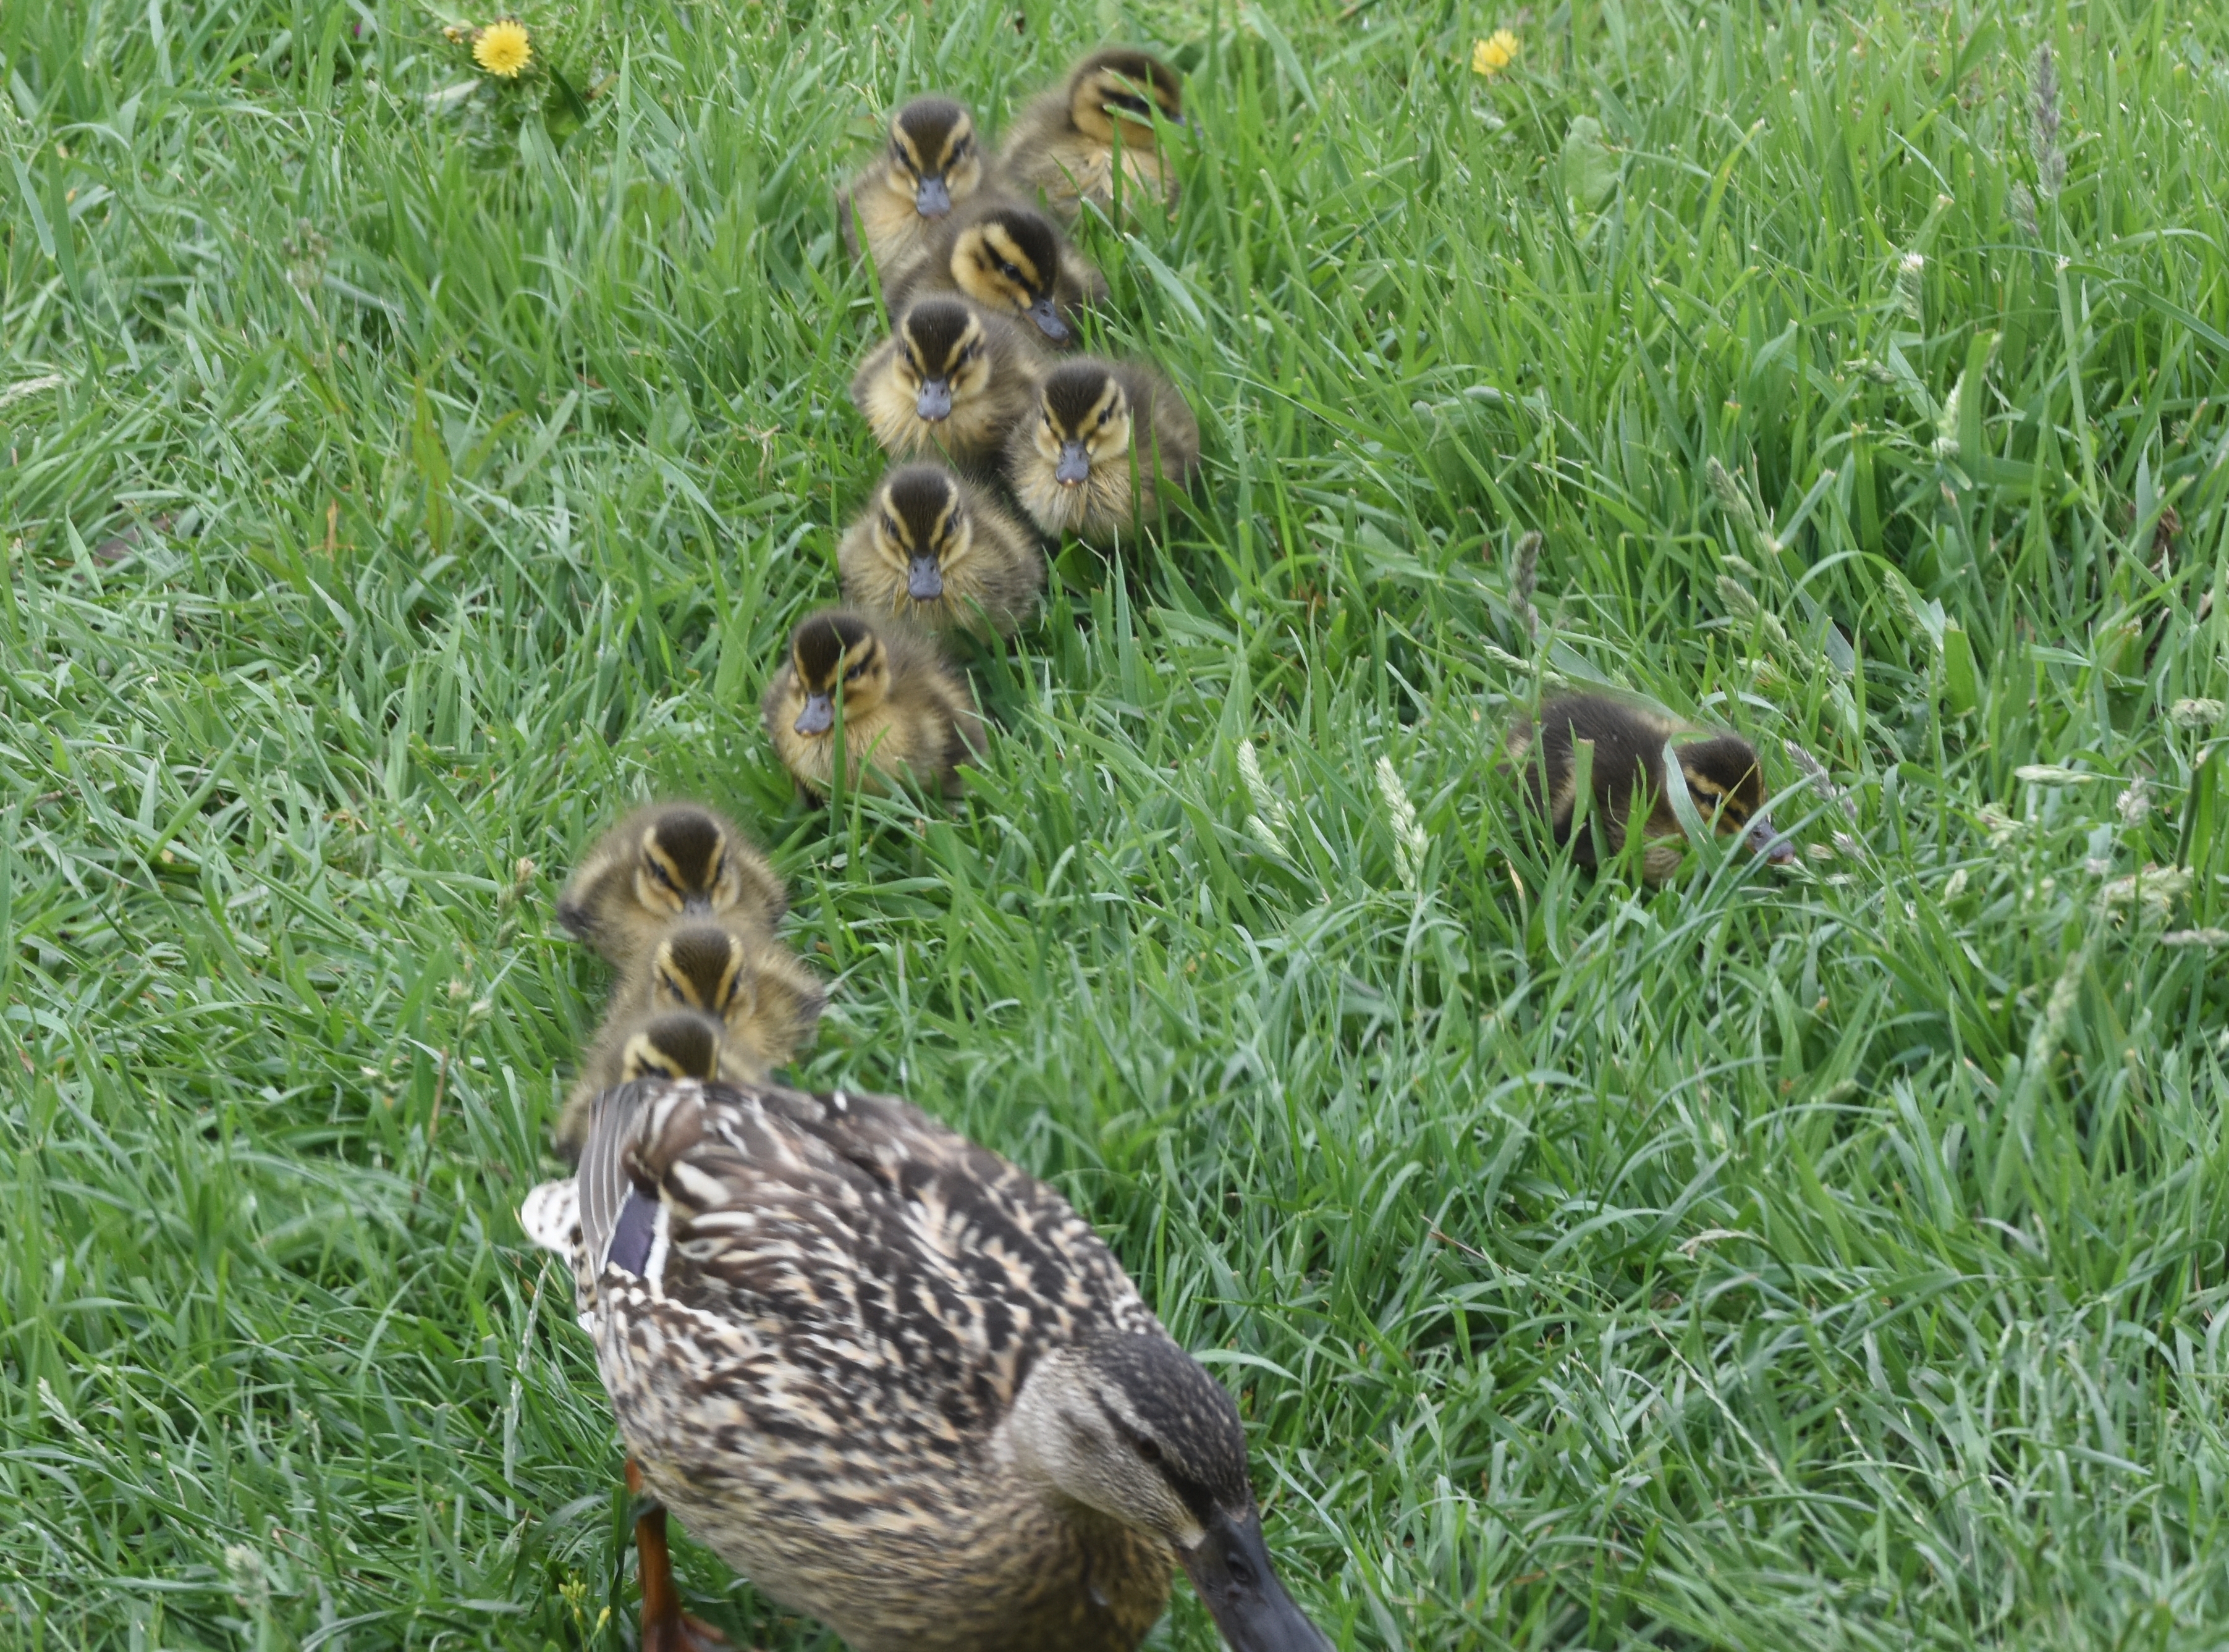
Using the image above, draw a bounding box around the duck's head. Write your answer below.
[1067,48,1185,148]
[1673,733,1793,864]
[882,96,981,219]
[635,804,745,919]
[868,465,970,604]
[787,610,889,738]
[651,924,750,1016]
[1009,1331,1328,1652]
[950,207,1070,342]
[1030,360,1131,488]
[893,299,994,425]
[617,1009,725,1082]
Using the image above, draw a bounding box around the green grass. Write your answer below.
[4,0,2229,1644]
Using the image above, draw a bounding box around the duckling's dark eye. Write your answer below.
[1224,1549,1255,1588]
[1000,260,1022,281]
[844,662,868,683]
[1133,1435,1162,1465]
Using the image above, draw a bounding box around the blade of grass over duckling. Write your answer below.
[7,0,2229,1645]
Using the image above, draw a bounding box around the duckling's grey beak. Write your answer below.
[914,174,952,217]
[1180,1511,1329,1652]
[794,693,834,737]
[1748,814,1796,865]
[1054,440,1093,486]
[907,555,945,602]
[680,893,713,916]
[1025,295,1070,343]
[915,377,953,421]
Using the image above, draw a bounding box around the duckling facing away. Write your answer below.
[840,96,988,275]
[1003,48,1186,222]
[1007,356,1200,541]
[555,924,827,1161]
[850,297,1043,471]
[557,803,787,966]
[520,1074,1330,1652]
[761,608,985,801]
[1507,693,1795,880]
[886,198,1106,348]
[840,464,1044,641]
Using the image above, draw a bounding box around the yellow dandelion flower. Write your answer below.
[1471,29,1520,78]
[473,18,532,77]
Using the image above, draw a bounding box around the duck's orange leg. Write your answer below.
[627,1459,731,1652]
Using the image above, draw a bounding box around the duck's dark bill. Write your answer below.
[1180,1512,1329,1652]
[915,378,954,421]
[1054,440,1093,486]
[915,175,952,216]
[795,693,835,736]
[1746,814,1796,864]
[907,557,945,601]
[1025,297,1069,342]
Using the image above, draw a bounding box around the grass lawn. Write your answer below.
[5,0,2229,1644]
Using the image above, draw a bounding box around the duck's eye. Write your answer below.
[1133,1435,1162,1465]
[1224,1549,1255,1588]
[844,662,868,683]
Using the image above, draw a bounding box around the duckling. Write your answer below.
[839,464,1045,641]
[1005,356,1201,541]
[1506,693,1796,880]
[839,97,989,276]
[761,608,985,802]
[520,1073,1331,1652]
[555,925,827,1161]
[886,199,1107,348]
[557,803,787,967]
[1002,48,1186,221]
[850,297,1044,471]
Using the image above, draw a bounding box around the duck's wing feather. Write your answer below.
[582,1077,1157,1430]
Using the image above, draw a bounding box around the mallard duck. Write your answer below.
[850,297,1044,471]
[557,804,787,967]
[555,924,827,1160]
[761,608,985,801]
[1005,356,1200,541]
[534,1009,735,1652]
[840,96,989,276]
[1002,48,1186,221]
[886,199,1106,347]
[519,1074,1330,1652]
[839,463,1045,641]
[1506,693,1796,880]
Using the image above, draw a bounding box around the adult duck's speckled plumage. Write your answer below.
[522,1077,1327,1652]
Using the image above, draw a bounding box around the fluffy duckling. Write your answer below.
[761,609,985,801]
[557,803,787,967]
[1507,693,1796,880]
[886,199,1106,348]
[520,1073,1331,1652]
[1005,356,1200,541]
[839,464,1044,641]
[850,297,1043,471]
[840,97,989,276]
[556,925,827,1161]
[1002,48,1186,221]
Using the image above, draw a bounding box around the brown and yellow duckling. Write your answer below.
[1002,48,1186,222]
[839,464,1044,641]
[850,297,1043,471]
[1006,356,1200,541]
[520,1072,1330,1652]
[761,608,985,801]
[557,803,787,967]
[1507,693,1795,880]
[556,924,827,1161]
[886,199,1106,348]
[840,96,989,276]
